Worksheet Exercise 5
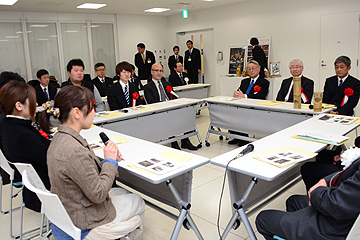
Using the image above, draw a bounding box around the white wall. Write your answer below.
[167,0,360,95]
[116,14,170,78]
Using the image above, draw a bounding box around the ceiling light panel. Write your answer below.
[77,3,106,9]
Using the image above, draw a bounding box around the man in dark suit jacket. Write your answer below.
[91,62,113,97]
[250,37,268,78]
[34,69,57,106]
[144,63,197,151]
[256,157,360,240]
[168,45,183,74]
[169,62,189,87]
[134,43,155,80]
[229,60,270,146]
[107,61,141,111]
[184,40,201,84]
[276,59,314,104]
[323,55,360,116]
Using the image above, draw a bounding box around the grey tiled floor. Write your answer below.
[1,108,356,240]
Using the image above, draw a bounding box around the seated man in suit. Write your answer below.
[34,69,57,106]
[323,55,360,116]
[134,43,155,80]
[276,59,314,104]
[91,62,113,97]
[61,58,105,112]
[107,61,141,111]
[169,62,189,87]
[144,63,197,150]
[256,157,360,240]
[168,46,183,74]
[228,60,270,146]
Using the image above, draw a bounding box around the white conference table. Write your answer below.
[204,96,335,145]
[210,114,360,240]
[92,98,203,147]
[173,83,211,99]
[80,126,209,240]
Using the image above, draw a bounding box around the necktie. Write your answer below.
[158,81,167,102]
[101,78,105,84]
[245,79,255,95]
[44,88,49,101]
[175,55,178,61]
[142,54,145,64]
[124,85,130,106]
[339,79,343,87]
[180,74,185,85]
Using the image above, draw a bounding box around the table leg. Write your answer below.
[166,180,204,240]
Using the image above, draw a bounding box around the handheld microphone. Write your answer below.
[99,132,110,145]
[235,144,254,159]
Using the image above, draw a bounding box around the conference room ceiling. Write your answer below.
[0,0,251,16]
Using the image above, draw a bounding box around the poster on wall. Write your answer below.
[228,47,246,75]
[246,37,271,69]
[270,61,281,77]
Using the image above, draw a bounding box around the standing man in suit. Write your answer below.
[169,62,189,87]
[144,63,197,150]
[276,59,314,104]
[34,69,57,106]
[134,43,155,80]
[184,40,201,84]
[168,46,183,74]
[228,60,270,146]
[323,55,360,116]
[250,37,268,78]
[107,61,141,111]
[91,62,113,97]
[256,158,360,240]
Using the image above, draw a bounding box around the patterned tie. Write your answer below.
[142,54,145,64]
[175,55,178,62]
[124,85,130,106]
[339,79,343,87]
[158,81,167,102]
[101,78,105,84]
[44,88,49,101]
[180,74,185,85]
[245,79,255,95]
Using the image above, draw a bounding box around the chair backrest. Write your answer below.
[12,162,48,192]
[346,213,360,240]
[22,170,81,240]
[0,149,14,181]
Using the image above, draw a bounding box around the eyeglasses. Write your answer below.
[152,69,163,73]
[96,68,106,72]
[290,66,302,70]
[247,67,259,71]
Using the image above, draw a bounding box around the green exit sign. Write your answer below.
[182,10,188,18]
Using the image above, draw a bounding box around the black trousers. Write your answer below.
[256,195,309,240]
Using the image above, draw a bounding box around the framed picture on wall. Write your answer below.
[270,61,281,77]
[228,47,246,75]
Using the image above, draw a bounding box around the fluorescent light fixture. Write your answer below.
[0,0,18,6]
[64,30,79,33]
[91,25,100,28]
[0,40,9,42]
[37,39,49,41]
[49,35,58,38]
[144,8,170,13]
[29,24,49,28]
[5,36,19,38]
[16,31,32,34]
[77,3,106,9]
[203,0,214,1]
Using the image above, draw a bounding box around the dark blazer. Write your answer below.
[252,45,267,77]
[134,50,155,80]
[144,79,177,104]
[281,158,360,240]
[184,48,201,73]
[276,76,314,104]
[169,71,188,87]
[91,76,113,97]
[323,75,360,116]
[238,76,269,100]
[129,76,143,90]
[34,84,57,106]
[106,81,141,111]
[2,117,50,212]
[168,55,183,72]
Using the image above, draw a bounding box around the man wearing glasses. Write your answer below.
[91,62,114,97]
[276,59,314,104]
[228,60,270,146]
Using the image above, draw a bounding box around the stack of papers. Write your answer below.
[295,131,349,145]
[318,114,358,125]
